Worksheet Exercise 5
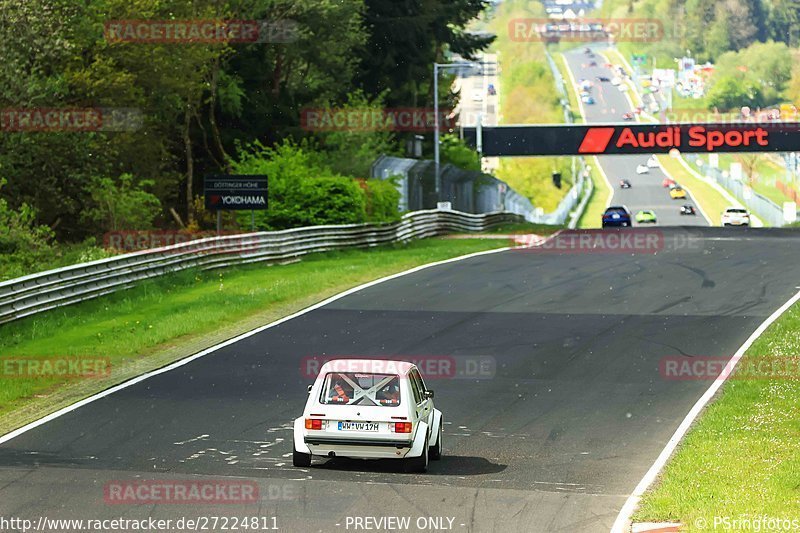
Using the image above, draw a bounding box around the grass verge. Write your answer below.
[634,298,800,530]
[486,0,573,212]
[0,237,511,435]
[578,157,612,228]
[657,155,730,225]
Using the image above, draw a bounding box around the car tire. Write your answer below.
[404,433,429,473]
[429,418,443,461]
[293,443,312,467]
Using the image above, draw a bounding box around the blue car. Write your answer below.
[602,205,632,228]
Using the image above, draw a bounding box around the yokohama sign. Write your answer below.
[463,123,800,156]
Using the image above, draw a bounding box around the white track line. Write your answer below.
[0,244,521,446]
[592,155,614,208]
[561,52,587,120]
[612,288,800,533]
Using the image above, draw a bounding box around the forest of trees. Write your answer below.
[611,0,800,111]
[0,0,494,257]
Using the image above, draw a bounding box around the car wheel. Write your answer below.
[293,442,312,467]
[429,418,443,461]
[404,433,429,473]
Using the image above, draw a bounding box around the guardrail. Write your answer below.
[0,210,525,326]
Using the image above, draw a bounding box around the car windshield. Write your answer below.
[319,372,401,406]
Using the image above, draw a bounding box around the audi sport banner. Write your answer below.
[463,123,800,156]
[204,175,268,210]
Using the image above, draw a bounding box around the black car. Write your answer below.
[680,204,697,215]
[602,205,632,228]
[596,76,610,82]
[619,179,632,189]
[588,61,597,67]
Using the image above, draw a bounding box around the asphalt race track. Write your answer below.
[2,227,800,532]
[563,47,710,228]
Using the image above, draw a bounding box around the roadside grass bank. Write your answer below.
[634,298,800,529]
[656,155,729,225]
[578,158,612,228]
[486,0,573,211]
[0,236,515,435]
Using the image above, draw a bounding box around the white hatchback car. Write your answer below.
[721,207,750,226]
[293,359,443,472]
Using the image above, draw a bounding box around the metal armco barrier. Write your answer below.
[0,210,524,325]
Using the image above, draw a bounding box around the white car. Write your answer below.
[472,90,483,102]
[293,359,443,473]
[618,83,629,92]
[646,155,659,168]
[636,164,649,174]
[721,207,750,226]
[611,76,622,86]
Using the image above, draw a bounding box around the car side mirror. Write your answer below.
[307,384,312,393]
[424,390,434,399]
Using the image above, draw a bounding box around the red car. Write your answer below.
[662,177,676,188]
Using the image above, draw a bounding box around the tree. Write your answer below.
[706,76,764,110]
[81,174,162,232]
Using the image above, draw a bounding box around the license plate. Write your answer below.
[338,422,379,432]
[612,214,620,219]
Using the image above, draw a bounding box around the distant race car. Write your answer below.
[646,155,660,168]
[662,177,676,188]
[582,95,595,104]
[472,90,483,102]
[588,61,597,67]
[721,207,750,226]
[619,179,632,188]
[611,77,622,86]
[635,210,657,224]
[597,76,610,82]
[636,164,649,174]
[670,187,687,199]
[680,204,697,215]
[294,359,443,472]
[618,83,629,92]
[602,205,632,228]
[622,112,634,121]
[487,84,497,96]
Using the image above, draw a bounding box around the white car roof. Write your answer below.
[318,359,416,375]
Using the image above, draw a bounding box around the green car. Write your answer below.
[635,210,657,224]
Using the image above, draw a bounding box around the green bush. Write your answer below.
[364,178,401,223]
[0,178,55,279]
[81,174,162,232]
[232,140,369,230]
[441,134,480,172]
